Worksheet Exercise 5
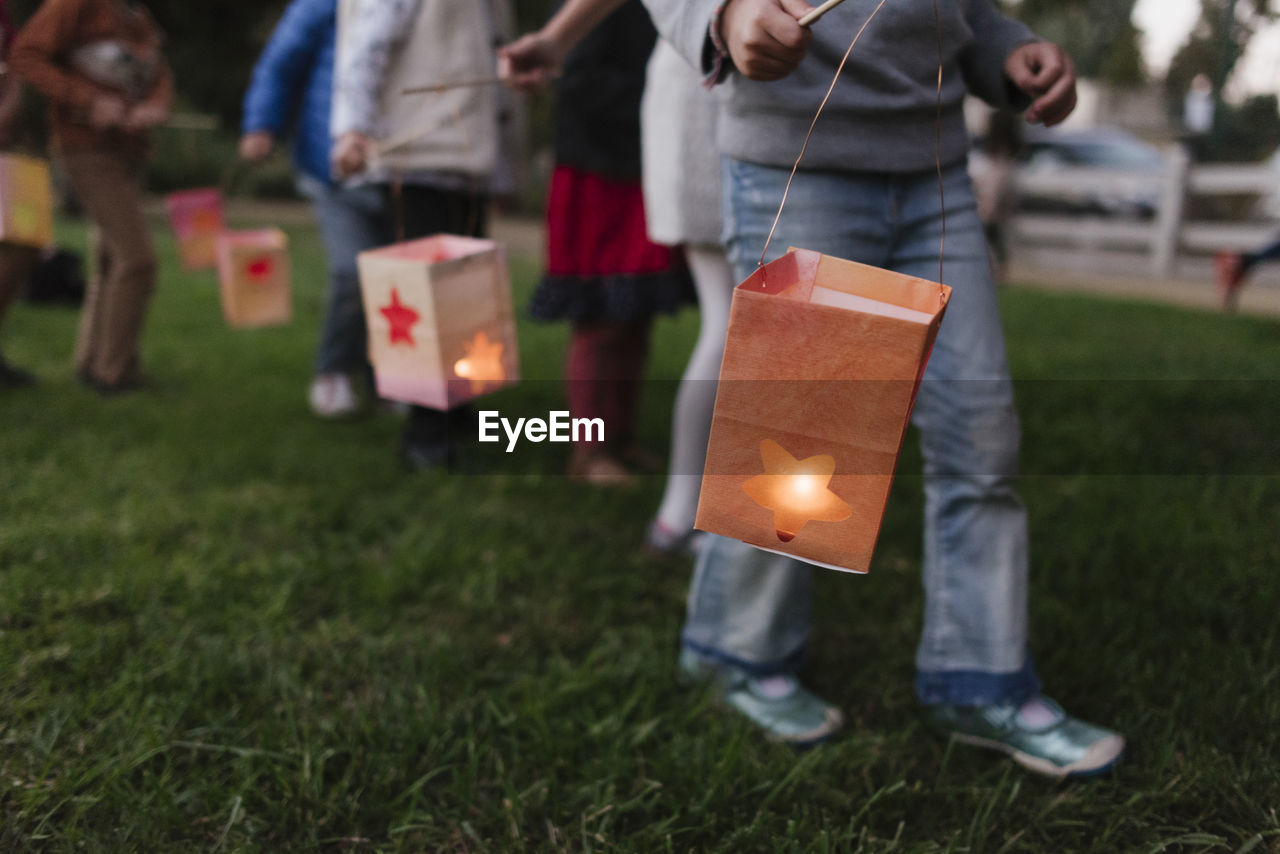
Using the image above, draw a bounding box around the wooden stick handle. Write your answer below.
[797,0,847,27]
[401,77,504,96]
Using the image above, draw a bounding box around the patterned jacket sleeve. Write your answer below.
[331,0,417,137]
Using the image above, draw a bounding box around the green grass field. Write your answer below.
[1,212,1278,852]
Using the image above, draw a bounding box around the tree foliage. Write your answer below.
[1003,0,1146,85]
[1164,0,1279,161]
[1166,0,1277,103]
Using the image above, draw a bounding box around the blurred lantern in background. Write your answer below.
[216,228,291,328]
[166,188,225,271]
[0,153,55,249]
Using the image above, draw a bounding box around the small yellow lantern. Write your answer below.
[215,228,291,328]
[358,235,519,409]
[165,188,225,271]
[0,153,55,249]
[696,248,951,574]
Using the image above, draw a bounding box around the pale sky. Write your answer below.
[1132,0,1280,97]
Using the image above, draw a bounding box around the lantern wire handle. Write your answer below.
[758,0,950,303]
[757,0,891,272]
[932,0,946,298]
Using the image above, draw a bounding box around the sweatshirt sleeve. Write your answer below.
[331,0,417,137]
[958,0,1038,110]
[242,0,329,135]
[10,0,106,111]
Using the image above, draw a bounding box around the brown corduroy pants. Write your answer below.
[61,149,156,386]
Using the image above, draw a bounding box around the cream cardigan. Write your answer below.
[332,0,513,180]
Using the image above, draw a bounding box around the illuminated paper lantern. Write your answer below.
[0,153,54,248]
[358,234,519,409]
[216,228,291,328]
[165,188,225,271]
[696,248,952,574]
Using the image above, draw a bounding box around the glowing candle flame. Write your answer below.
[742,439,852,542]
[453,330,505,393]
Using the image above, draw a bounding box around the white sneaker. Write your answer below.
[308,373,361,418]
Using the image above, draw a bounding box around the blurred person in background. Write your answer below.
[970,108,1023,284]
[330,0,515,469]
[502,0,728,534]
[239,0,388,419]
[507,0,692,486]
[0,0,42,388]
[1215,236,1280,311]
[11,0,172,395]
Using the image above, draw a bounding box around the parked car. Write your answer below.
[972,126,1167,219]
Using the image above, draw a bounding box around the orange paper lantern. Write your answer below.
[0,153,55,249]
[215,228,292,328]
[696,248,952,574]
[358,234,519,410]
[165,188,225,271]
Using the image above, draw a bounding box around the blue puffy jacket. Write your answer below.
[241,0,335,184]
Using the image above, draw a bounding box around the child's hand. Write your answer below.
[123,103,168,132]
[1004,41,1077,127]
[720,0,815,81]
[333,131,374,178]
[87,95,126,129]
[499,32,561,93]
[239,131,273,162]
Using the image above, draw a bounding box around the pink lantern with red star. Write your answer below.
[165,188,225,271]
[358,235,519,409]
[215,228,292,328]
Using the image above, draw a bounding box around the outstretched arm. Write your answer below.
[498,0,629,93]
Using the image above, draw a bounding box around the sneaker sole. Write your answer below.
[678,656,844,748]
[949,731,1125,779]
[756,707,844,747]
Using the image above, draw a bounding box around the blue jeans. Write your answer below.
[682,159,1039,707]
[297,175,391,375]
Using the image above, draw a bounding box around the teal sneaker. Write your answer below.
[679,648,844,746]
[928,695,1124,779]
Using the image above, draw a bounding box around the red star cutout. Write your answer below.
[380,287,421,347]
[742,439,852,542]
[246,256,274,281]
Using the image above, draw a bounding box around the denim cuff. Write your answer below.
[915,656,1040,707]
[681,636,806,678]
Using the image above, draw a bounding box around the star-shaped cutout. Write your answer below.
[245,256,274,281]
[380,287,420,347]
[742,439,852,542]
[453,330,505,393]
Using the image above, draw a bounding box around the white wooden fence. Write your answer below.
[1010,150,1279,277]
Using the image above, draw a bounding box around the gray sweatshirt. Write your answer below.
[641,0,1037,173]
